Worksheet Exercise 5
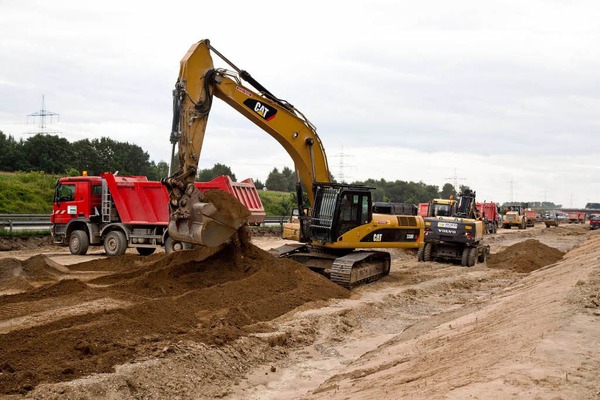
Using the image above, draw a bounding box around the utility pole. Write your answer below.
[26,95,60,135]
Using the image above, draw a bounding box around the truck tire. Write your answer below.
[164,237,192,253]
[423,243,432,262]
[69,230,89,255]
[519,219,526,230]
[417,246,425,262]
[503,224,510,229]
[104,230,127,256]
[461,248,469,266]
[467,247,477,267]
[136,247,156,256]
[492,222,498,234]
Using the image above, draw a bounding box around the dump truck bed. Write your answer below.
[103,174,265,226]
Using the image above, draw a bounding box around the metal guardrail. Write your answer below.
[259,216,288,229]
[0,214,52,233]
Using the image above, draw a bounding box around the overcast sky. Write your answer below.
[1,0,599,207]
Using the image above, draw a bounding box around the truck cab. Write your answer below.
[51,176,103,243]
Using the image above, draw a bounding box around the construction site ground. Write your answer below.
[0,223,599,399]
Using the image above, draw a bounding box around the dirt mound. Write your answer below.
[541,225,588,236]
[0,235,53,251]
[487,239,564,273]
[0,236,349,395]
[0,255,65,286]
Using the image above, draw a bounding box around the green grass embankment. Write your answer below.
[0,172,57,214]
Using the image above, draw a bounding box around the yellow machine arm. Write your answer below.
[163,39,332,246]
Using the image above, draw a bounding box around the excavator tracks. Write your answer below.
[330,251,391,289]
[272,245,392,290]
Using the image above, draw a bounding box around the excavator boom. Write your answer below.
[163,39,332,246]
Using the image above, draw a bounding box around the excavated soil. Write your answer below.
[487,238,564,273]
[0,223,598,399]
[0,236,53,252]
[0,232,348,395]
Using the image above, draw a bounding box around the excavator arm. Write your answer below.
[163,39,332,246]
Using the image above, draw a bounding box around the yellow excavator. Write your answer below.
[162,39,424,288]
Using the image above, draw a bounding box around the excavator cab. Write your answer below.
[303,184,372,244]
[454,189,478,219]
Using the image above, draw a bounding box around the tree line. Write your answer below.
[0,131,168,180]
[4,131,577,209]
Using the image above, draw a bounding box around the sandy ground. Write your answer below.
[0,223,599,399]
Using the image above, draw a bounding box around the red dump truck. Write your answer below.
[51,173,265,256]
[525,209,537,227]
[476,202,500,234]
[568,211,586,224]
[417,203,430,218]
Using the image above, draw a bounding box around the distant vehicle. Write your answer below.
[525,209,537,227]
[476,202,500,234]
[543,210,560,228]
[567,211,586,224]
[502,205,527,230]
[557,212,569,222]
[589,215,600,230]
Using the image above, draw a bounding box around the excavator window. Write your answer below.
[434,204,451,217]
[338,192,370,236]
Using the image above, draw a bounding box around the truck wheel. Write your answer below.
[104,231,127,256]
[467,247,477,267]
[477,247,487,263]
[503,224,510,229]
[136,247,156,256]
[492,223,497,234]
[461,248,469,266]
[164,237,192,253]
[417,246,425,262]
[69,230,89,255]
[423,243,432,262]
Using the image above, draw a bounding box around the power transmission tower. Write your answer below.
[26,95,60,135]
[332,145,354,183]
[445,168,465,192]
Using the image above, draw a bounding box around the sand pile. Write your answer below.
[487,239,564,273]
[0,235,349,395]
[0,255,68,295]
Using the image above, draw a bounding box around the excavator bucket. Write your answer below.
[167,185,250,247]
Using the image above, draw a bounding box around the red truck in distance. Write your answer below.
[51,173,265,256]
[476,202,500,234]
[567,211,586,224]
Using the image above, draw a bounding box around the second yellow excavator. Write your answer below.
[162,39,423,288]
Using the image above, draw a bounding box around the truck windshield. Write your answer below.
[56,184,75,202]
